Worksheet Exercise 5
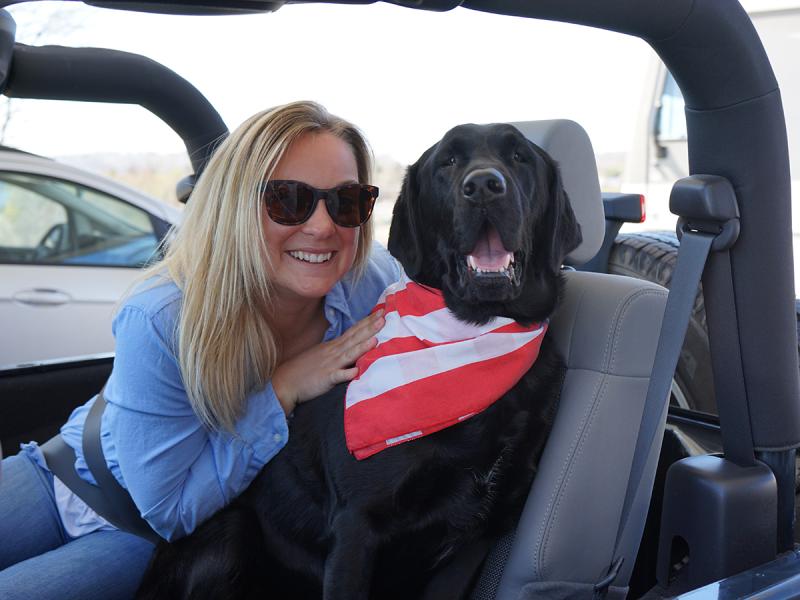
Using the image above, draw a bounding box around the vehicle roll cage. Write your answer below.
[1,0,797,565]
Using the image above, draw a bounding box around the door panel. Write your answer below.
[0,171,162,367]
[0,264,140,366]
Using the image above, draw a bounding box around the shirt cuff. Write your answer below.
[234,381,290,489]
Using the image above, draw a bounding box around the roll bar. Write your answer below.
[0,10,228,175]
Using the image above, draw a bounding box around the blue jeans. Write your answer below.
[0,452,155,600]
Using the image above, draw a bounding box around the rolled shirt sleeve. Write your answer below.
[68,294,288,541]
[109,305,288,541]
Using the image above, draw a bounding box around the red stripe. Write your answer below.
[344,335,543,457]
[382,282,446,318]
[354,320,543,376]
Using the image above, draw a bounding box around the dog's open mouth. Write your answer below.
[464,222,519,284]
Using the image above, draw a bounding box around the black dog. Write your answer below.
[136,123,582,600]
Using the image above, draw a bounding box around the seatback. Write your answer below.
[471,120,668,599]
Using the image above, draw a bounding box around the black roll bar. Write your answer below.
[0,17,228,175]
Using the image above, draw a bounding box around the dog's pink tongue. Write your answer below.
[468,225,512,270]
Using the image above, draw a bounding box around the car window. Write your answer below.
[656,71,687,142]
[0,171,160,268]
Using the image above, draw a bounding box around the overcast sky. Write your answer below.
[3,2,656,163]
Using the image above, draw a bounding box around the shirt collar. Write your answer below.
[323,279,353,340]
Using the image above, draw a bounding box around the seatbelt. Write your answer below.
[593,230,715,599]
[41,389,160,544]
[592,174,741,599]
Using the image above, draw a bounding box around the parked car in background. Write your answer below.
[0,146,180,367]
[623,0,800,241]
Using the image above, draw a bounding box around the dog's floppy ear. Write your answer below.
[536,149,583,272]
[388,159,424,278]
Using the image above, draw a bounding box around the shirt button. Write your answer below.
[273,433,283,443]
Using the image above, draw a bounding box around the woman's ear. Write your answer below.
[388,160,424,278]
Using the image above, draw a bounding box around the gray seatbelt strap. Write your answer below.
[593,230,715,599]
[82,390,160,543]
[41,390,160,545]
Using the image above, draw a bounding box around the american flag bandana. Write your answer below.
[344,272,548,460]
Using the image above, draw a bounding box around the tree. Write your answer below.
[0,6,82,144]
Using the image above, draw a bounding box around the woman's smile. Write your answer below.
[287,250,336,264]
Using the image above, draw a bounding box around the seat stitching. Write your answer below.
[609,289,667,374]
[535,287,665,581]
[537,373,609,581]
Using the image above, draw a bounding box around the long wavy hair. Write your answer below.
[139,101,374,431]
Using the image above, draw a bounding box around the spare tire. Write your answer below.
[608,231,716,414]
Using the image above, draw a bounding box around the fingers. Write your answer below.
[344,309,385,341]
[332,366,360,385]
[330,310,383,358]
[343,335,378,366]
[286,310,386,405]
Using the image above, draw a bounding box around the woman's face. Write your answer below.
[264,131,360,305]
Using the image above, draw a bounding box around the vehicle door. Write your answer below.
[0,171,167,366]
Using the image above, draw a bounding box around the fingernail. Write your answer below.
[374,309,384,318]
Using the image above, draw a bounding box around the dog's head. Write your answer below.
[388,123,582,324]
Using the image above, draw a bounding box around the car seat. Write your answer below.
[469,120,669,599]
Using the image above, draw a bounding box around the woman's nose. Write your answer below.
[301,198,336,236]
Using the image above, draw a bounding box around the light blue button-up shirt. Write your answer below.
[56,242,401,541]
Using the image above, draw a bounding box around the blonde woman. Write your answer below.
[0,101,400,600]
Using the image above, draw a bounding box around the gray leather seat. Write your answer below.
[471,120,668,599]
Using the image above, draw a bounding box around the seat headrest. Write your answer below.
[511,120,604,266]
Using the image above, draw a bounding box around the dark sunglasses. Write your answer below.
[262,180,378,228]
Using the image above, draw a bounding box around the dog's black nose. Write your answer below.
[462,168,507,200]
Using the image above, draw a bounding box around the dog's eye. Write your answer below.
[446,156,457,166]
[513,151,525,163]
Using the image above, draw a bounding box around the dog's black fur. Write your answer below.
[136,123,582,600]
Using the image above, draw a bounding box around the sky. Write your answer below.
[1,2,656,164]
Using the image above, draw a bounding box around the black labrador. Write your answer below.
[136,123,582,600]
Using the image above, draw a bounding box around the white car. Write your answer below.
[0,147,181,367]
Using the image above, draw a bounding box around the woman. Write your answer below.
[0,100,401,599]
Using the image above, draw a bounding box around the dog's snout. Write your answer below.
[462,168,507,200]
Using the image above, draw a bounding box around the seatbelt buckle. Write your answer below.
[592,556,624,599]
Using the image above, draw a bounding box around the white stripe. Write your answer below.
[346,327,544,408]
[377,306,515,346]
[385,430,423,445]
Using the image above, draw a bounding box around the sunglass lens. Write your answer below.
[265,182,314,225]
[330,185,377,227]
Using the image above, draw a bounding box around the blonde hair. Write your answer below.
[140,101,374,430]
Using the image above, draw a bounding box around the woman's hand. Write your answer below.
[272,310,385,415]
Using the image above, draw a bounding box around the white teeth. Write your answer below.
[465,253,515,274]
[289,251,333,264]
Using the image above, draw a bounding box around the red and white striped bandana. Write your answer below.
[344,272,547,460]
